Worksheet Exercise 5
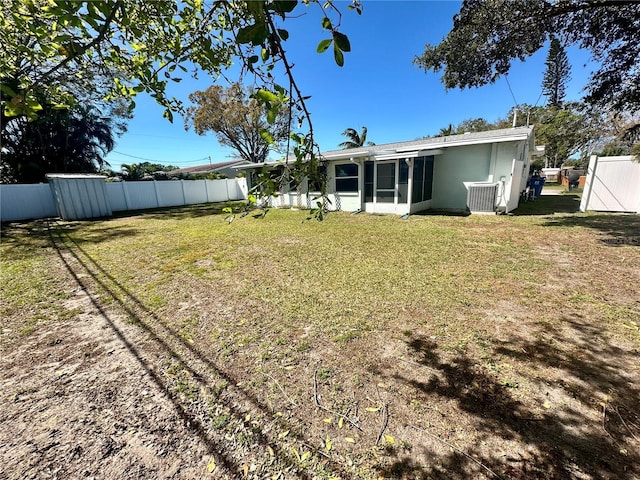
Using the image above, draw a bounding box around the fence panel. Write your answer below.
[0,184,57,222]
[1,178,248,222]
[156,181,185,208]
[122,181,159,210]
[105,182,129,211]
[581,155,640,213]
[183,180,208,205]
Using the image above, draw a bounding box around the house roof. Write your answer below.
[169,159,250,175]
[235,126,535,169]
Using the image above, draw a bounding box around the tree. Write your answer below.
[454,118,492,134]
[591,112,640,158]
[185,84,289,163]
[1,0,362,215]
[438,124,454,137]
[493,103,591,167]
[415,0,640,114]
[542,38,571,108]
[120,162,178,181]
[338,126,374,149]
[1,103,115,183]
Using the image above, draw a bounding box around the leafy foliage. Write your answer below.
[1,0,363,215]
[185,84,289,163]
[591,112,640,158]
[119,162,179,181]
[415,0,640,113]
[338,126,374,149]
[1,102,115,183]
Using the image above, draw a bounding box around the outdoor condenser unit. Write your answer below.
[466,182,499,214]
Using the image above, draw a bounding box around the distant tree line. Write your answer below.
[99,162,232,182]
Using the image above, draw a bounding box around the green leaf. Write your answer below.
[260,129,274,144]
[236,23,268,45]
[325,435,332,452]
[255,89,279,105]
[266,108,277,125]
[333,43,344,67]
[333,32,351,52]
[321,17,332,30]
[0,84,18,98]
[271,1,297,14]
[277,28,289,41]
[317,38,332,53]
[246,1,266,21]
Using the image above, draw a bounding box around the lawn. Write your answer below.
[1,199,639,479]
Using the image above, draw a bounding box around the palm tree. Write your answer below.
[1,102,114,183]
[438,124,454,136]
[338,126,375,149]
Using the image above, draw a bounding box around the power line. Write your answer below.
[504,75,519,107]
[110,150,209,165]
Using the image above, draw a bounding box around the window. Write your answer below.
[335,163,359,192]
[412,156,434,203]
[376,162,395,203]
[412,158,424,203]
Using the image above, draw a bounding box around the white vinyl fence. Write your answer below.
[580,155,640,213]
[1,178,248,222]
[0,183,58,222]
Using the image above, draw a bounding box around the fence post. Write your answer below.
[580,155,598,212]
[153,181,162,208]
[180,180,187,206]
[122,181,131,211]
[204,179,210,202]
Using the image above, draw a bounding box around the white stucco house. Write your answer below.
[237,126,540,215]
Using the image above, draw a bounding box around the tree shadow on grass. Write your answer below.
[512,193,582,216]
[382,319,639,479]
[0,220,141,260]
[46,221,348,479]
[111,201,249,221]
[541,214,640,247]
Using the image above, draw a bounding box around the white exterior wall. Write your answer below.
[581,155,640,213]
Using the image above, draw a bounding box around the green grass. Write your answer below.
[2,202,639,478]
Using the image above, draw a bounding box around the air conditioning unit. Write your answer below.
[466,183,498,214]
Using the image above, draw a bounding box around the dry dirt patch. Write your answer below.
[1,211,639,479]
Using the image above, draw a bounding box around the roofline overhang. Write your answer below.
[395,133,531,153]
[233,128,534,170]
[374,149,444,161]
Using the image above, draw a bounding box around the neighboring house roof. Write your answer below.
[236,126,535,169]
[169,159,251,175]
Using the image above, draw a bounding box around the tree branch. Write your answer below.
[39,1,123,83]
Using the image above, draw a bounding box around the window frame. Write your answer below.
[334,162,359,193]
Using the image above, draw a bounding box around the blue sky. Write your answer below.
[105,1,596,171]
